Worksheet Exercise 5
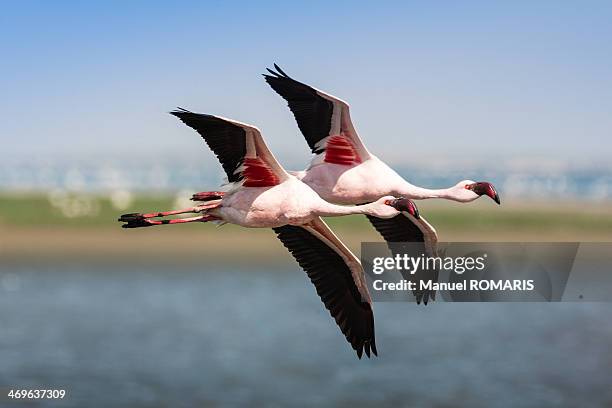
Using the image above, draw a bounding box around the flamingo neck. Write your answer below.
[397,182,457,201]
[315,202,376,218]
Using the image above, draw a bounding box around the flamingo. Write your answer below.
[118,109,420,358]
[264,65,501,304]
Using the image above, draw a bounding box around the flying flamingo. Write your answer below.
[264,65,501,304]
[118,109,420,358]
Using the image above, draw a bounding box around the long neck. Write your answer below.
[397,180,458,201]
[315,201,377,218]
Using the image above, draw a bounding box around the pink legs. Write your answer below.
[119,209,221,228]
[140,207,200,219]
[119,192,225,228]
[119,213,220,228]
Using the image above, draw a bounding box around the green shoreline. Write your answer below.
[1,193,611,263]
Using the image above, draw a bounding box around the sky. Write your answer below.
[1,1,611,166]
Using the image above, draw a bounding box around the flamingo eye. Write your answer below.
[464,184,471,190]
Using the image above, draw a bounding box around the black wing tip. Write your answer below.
[265,67,278,77]
[169,107,193,119]
[264,63,292,80]
[170,109,220,123]
[262,73,277,85]
[356,339,377,359]
[169,106,191,115]
[273,63,290,77]
[418,287,437,305]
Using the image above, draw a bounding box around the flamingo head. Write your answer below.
[458,180,501,204]
[382,196,420,219]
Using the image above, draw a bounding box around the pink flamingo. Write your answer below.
[264,65,501,304]
[119,109,420,358]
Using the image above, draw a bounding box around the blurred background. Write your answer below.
[1,1,611,407]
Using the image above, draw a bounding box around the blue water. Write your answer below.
[0,264,611,407]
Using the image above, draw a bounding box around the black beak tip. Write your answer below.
[494,194,501,205]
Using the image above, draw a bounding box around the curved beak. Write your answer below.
[472,182,501,205]
[390,197,420,219]
[491,190,501,205]
[486,185,501,205]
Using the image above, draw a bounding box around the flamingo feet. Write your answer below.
[191,191,225,201]
[120,213,153,228]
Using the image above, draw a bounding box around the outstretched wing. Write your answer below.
[366,213,439,305]
[264,64,370,163]
[171,108,290,186]
[273,217,376,359]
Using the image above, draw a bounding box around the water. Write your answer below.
[0,264,611,407]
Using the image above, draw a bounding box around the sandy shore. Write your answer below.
[2,223,610,265]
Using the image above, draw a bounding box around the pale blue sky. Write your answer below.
[1,1,611,164]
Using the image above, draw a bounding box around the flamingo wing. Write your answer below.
[366,213,439,305]
[273,217,376,359]
[171,109,290,186]
[264,64,370,162]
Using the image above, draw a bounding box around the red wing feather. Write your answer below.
[242,157,281,187]
[324,134,362,165]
